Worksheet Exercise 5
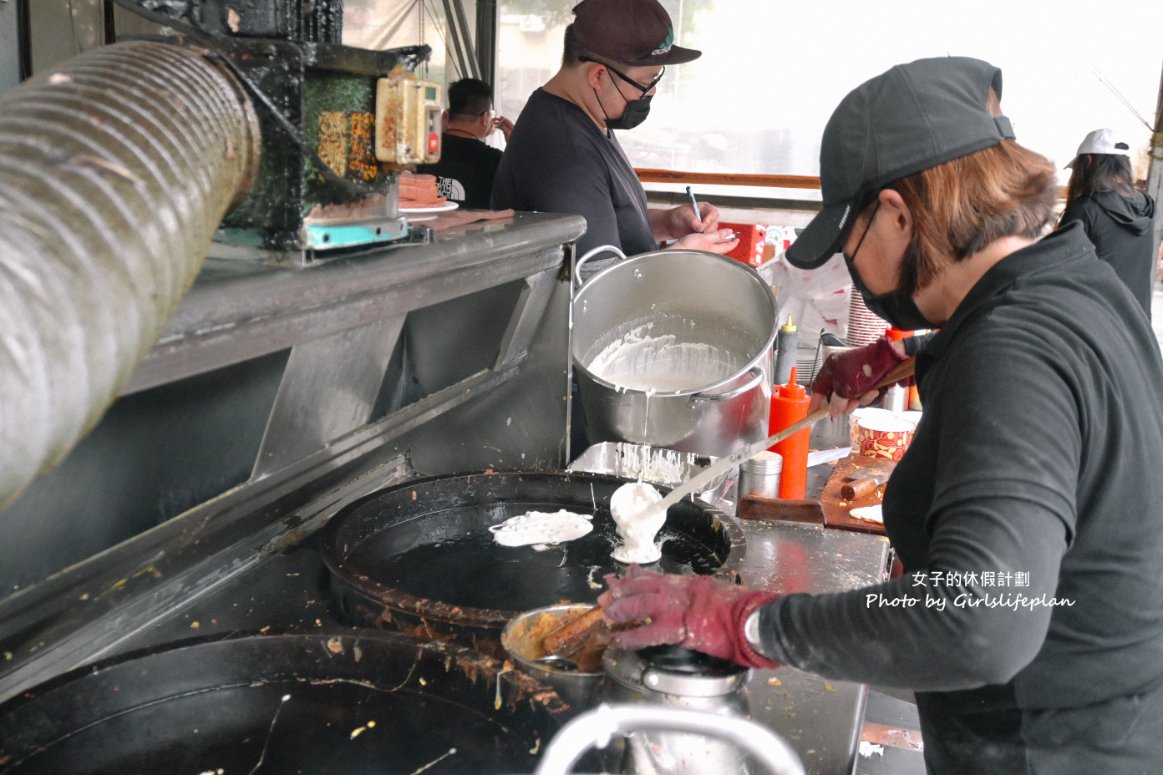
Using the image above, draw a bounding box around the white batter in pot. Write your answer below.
[585,323,738,393]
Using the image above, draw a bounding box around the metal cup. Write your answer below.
[739,452,782,499]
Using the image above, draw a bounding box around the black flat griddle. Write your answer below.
[319,471,746,656]
[0,631,577,774]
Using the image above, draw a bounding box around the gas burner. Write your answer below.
[637,644,745,677]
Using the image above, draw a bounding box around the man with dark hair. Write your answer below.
[491,0,738,280]
[417,78,512,210]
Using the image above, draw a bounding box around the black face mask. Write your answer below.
[589,61,662,133]
[843,251,933,331]
[842,199,933,331]
[605,94,652,130]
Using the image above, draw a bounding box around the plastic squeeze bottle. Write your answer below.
[769,366,811,499]
[773,314,798,386]
[887,326,923,411]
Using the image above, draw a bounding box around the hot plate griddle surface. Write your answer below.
[346,503,722,611]
[320,471,745,627]
[0,631,570,775]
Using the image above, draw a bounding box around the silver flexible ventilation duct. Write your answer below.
[0,41,261,507]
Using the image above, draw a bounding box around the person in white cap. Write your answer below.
[1058,128,1156,317]
[600,57,1163,774]
[490,0,737,280]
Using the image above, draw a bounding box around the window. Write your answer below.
[345,0,462,86]
[495,0,1162,200]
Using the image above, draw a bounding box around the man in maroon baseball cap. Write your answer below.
[571,0,702,67]
[492,0,735,282]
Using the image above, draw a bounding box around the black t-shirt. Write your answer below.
[1060,189,1156,318]
[416,134,503,210]
[757,224,1163,769]
[491,88,655,277]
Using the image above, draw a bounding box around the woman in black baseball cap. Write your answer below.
[600,56,1163,773]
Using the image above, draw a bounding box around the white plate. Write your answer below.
[400,202,459,214]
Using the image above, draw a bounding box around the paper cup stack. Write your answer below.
[846,286,890,346]
[851,408,921,461]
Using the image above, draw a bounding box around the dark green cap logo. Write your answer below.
[652,27,674,56]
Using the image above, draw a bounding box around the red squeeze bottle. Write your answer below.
[887,326,922,410]
[769,366,811,499]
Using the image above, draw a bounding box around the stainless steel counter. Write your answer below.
[722,424,889,774]
[127,212,585,395]
[740,519,891,775]
[0,209,890,773]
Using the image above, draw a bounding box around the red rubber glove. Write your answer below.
[811,337,907,400]
[598,565,779,669]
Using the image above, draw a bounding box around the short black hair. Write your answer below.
[447,78,493,119]
[562,23,601,66]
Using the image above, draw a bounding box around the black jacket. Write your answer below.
[1060,189,1156,317]
[758,225,1163,773]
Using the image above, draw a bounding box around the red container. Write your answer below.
[719,222,768,267]
[769,367,811,499]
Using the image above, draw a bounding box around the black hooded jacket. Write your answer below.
[1060,189,1156,317]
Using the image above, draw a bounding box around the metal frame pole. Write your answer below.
[474,0,496,86]
[440,0,470,80]
[16,0,31,80]
[1148,62,1163,284]
[450,0,480,80]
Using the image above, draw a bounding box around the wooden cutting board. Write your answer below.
[819,455,897,534]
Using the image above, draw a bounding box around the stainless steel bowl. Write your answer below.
[501,604,606,716]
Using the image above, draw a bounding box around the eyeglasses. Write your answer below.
[580,57,665,95]
[844,199,881,264]
[478,108,504,129]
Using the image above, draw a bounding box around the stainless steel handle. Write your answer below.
[689,366,764,403]
[532,703,806,775]
[572,244,626,292]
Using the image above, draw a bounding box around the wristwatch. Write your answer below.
[744,608,765,654]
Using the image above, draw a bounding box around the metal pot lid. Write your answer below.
[603,644,750,698]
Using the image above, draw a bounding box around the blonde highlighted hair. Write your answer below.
[894,141,1059,292]
[854,89,1059,294]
